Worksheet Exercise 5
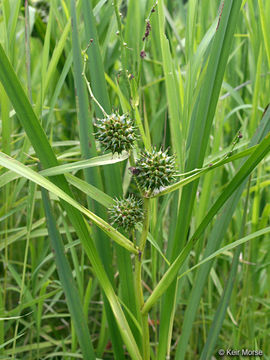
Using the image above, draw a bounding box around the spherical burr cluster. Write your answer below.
[108,195,144,231]
[135,148,176,192]
[95,113,136,154]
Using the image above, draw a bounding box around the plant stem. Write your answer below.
[129,150,144,196]
[82,43,108,118]
[139,198,150,253]
[137,0,158,85]
[112,0,130,99]
[134,197,150,359]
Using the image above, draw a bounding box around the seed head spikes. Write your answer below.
[134,148,177,193]
[109,195,144,231]
[95,113,137,155]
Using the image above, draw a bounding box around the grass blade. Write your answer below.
[40,152,129,176]
[0,152,138,255]
[174,0,243,253]
[158,2,242,357]
[66,174,114,209]
[158,0,182,166]
[177,227,270,282]
[41,188,96,359]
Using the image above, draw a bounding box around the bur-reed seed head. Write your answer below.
[109,195,144,231]
[135,148,177,192]
[95,112,136,154]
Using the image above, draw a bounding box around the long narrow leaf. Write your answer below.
[40,152,129,176]
[158,2,242,357]
[41,188,95,359]
[0,152,138,255]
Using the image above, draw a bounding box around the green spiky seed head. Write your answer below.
[108,195,144,231]
[95,113,136,154]
[135,148,176,192]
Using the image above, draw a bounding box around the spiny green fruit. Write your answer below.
[95,113,136,154]
[135,148,176,192]
[108,195,144,231]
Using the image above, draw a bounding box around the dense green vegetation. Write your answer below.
[0,0,270,359]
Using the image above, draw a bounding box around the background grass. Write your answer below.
[0,0,270,359]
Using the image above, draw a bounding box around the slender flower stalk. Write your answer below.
[135,197,150,360]
[82,41,108,118]
[112,0,131,99]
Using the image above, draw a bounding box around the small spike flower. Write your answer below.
[95,112,136,154]
[135,148,177,192]
[109,195,144,231]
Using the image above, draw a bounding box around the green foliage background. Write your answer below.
[0,0,270,359]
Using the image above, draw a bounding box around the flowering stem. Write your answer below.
[112,0,130,99]
[139,198,150,252]
[134,197,150,359]
[137,1,158,85]
[129,150,144,196]
[82,42,108,118]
